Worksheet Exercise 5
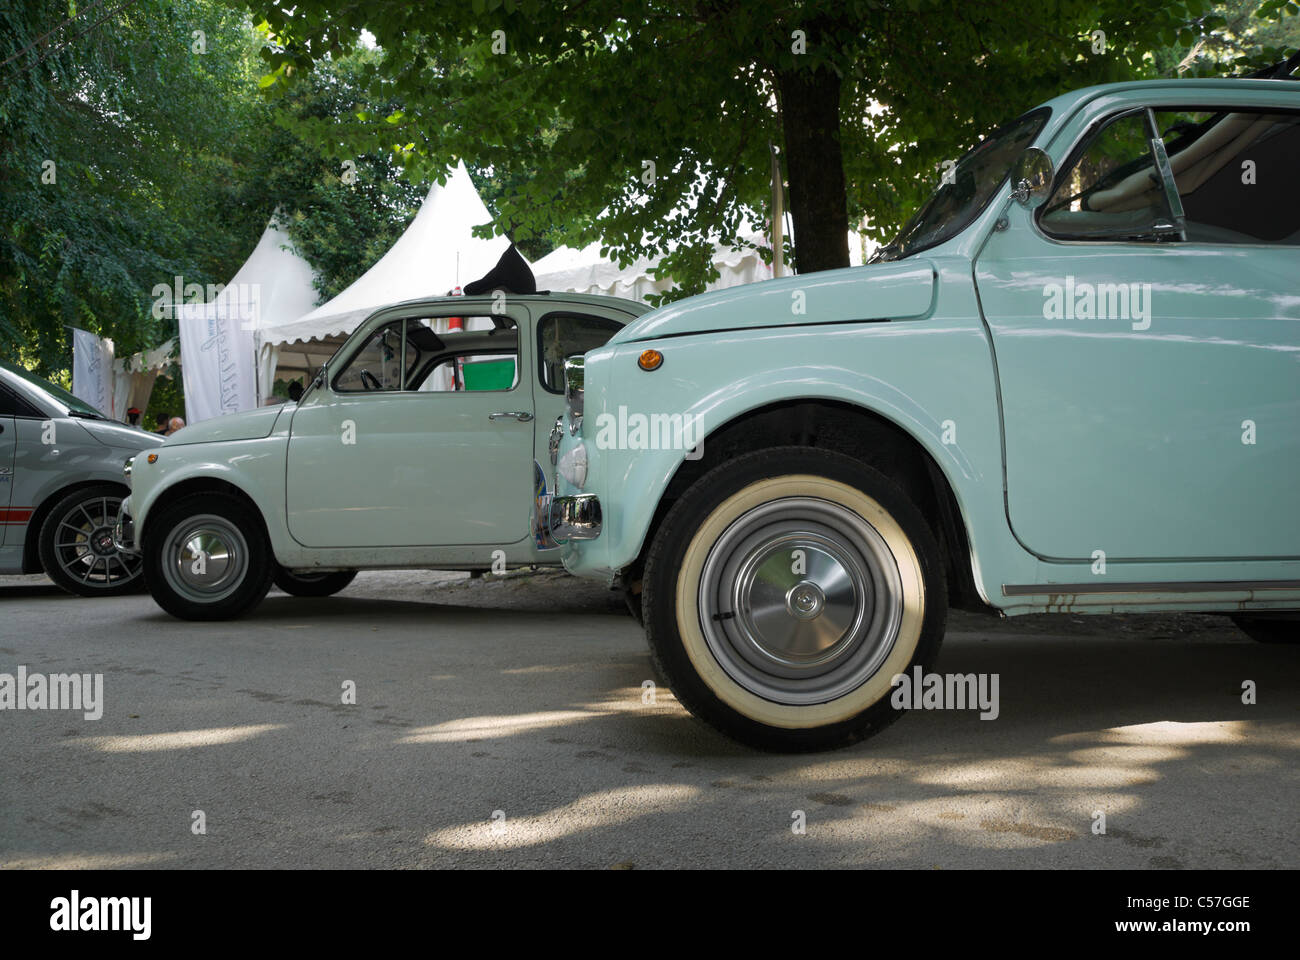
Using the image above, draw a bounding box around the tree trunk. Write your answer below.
[776,65,850,274]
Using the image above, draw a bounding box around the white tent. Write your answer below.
[112,338,176,422]
[532,237,768,301]
[176,221,319,419]
[70,327,176,424]
[532,229,872,302]
[261,161,512,379]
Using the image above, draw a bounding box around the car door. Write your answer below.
[0,379,42,549]
[975,100,1300,562]
[285,305,535,548]
[0,407,14,546]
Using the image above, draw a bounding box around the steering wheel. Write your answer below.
[359,369,382,391]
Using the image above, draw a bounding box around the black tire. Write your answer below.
[642,446,948,752]
[1231,614,1299,644]
[143,492,274,621]
[273,567,358,597]
[38,484,145,597]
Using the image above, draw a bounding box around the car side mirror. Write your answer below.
[1010,147,1054,208]
[303,363,327,400]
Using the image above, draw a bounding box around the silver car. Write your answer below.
[0,359,163,596]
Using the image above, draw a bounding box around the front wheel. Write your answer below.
[38,484,144,597]
[273,568,358,597]
[642,447,948,752]
[143,493,273,621]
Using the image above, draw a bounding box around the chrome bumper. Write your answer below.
[535,493,602,544]
[552,494,602,542]
[113,499,138,555]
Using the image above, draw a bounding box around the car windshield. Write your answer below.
[873,107,1050,261]
[0,359,107,418]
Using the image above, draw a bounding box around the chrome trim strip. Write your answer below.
[113,512,138,555]
[1002,579,1300,597]
[563,356,585,435]
[548,416,563,466]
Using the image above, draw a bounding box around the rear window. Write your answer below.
[537,313,624,393]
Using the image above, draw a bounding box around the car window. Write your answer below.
[537,313,623,393]
[874,107,1050,261]
[1155,109,1300,244]
[415,316,520,392]
[0,382,43,418]
[334,320,417,392]
[422,353,519,392]
[0,359,101,417]
[1039,111,1172,241]
[334,315,522,394]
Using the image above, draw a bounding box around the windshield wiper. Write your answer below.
[67,410,107,420]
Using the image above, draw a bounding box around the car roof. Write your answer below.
[1037,77,1299,116]
[370,290,650,321]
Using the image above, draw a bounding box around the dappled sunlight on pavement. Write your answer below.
[68,724,286,753]
[424,785,701,851]
[1,571,1295,868]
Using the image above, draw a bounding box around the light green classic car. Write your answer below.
[542,75,1300,750]
[118,293,646,620]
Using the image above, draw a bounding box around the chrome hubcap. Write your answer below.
[161,515,249,603]
[698,497,903,705]
[786,580,826,621]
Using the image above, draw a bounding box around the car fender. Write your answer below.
[131,434,289,557]
[11,417,137,568]
[560,272,1041,604]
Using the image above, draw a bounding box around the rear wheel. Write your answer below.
[273,568,358,597]
[642,447,947,752]
[143,493,273,621]
[38,484,143,597]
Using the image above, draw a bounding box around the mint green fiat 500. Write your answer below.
[542,75,1300,751]
[118,293,645,620]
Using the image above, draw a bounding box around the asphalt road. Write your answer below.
[1,569,1296,869]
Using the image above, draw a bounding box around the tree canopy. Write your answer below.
[254,0,1298,300]
[0,0,419,377]
[1,0,1295,379]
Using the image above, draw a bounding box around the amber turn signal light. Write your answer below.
[147,454,158,464]
[638,349,663,371]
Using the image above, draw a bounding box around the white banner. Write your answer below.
[71,328,114,416]
[178,297,258,424]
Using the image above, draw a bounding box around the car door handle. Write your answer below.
[489,411,533,422]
